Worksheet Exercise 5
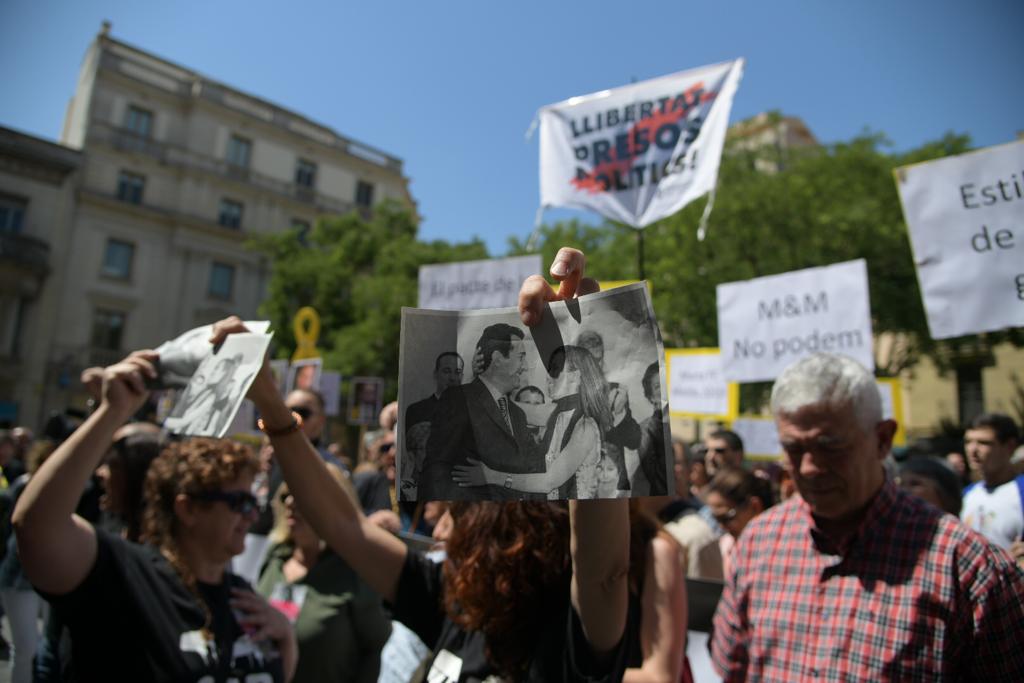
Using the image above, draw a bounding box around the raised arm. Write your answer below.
[212,319,407,603]
[522,248,630,659]
[13,353,157,595]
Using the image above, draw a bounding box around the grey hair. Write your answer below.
[770,353,881,433]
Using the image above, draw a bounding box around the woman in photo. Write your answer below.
[452,344,612,499]
[13,352,297,681]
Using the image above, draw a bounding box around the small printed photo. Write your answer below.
[348,377,383,426]
[286,358,322,394]
[154,321,270,390]
[164,332,273,438]
[397,282,672,503]
[269,359,290,397]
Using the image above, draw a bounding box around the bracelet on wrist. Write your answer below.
[257,411,303,437]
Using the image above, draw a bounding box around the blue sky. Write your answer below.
[1,0,1020,255]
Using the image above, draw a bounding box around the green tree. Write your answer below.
[522,130,1022,411]
[248,200,487,399]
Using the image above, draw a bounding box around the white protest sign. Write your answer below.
[418,255,542,310]
[730,417,780,460]
[717,260,874,382]
[666,349,737,419]
[537,59,744,228]
[320,371,341,416]
[895,140,1024,339]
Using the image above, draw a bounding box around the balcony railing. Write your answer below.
[0,232,50,274]
[91,122,357,215]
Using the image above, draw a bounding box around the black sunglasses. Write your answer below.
[193,490,259,515]
[289,406,315,420]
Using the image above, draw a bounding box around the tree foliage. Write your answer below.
[248,200,486,398]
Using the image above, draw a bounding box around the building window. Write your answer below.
[355,180,374,209]
[124,105,153,138]
[295,159,317,188]
[0,195,26,234]
[208,262,235,300]
[218,199,243,229]
[101,239,134,280]
[956,364,984,425]
[91,309,126,351]
[116,171,145,204]
[227,135,252,168]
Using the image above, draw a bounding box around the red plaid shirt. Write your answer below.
[712,480,1024,681]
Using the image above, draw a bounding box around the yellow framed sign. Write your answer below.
[666,348,739,421]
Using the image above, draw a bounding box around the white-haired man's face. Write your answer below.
[777,401,895,523]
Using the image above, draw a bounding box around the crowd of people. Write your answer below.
[0,247,1021,681]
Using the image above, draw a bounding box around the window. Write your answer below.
[91,309,126,351]
[218,199,243,229]
[956,364,984,425]
[295,159,317,188]
[355,180,374,209]
[116,171,145,204]
[0,195,26,234]
[227,135,252,168]
[123,105,153,138]
[208,262,235,300]
[101,239,134,280]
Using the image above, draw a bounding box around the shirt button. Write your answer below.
[821,608,830,619]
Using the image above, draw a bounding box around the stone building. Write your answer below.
[1,23,414,429]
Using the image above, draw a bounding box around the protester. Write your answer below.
[945,450,973,487]
[0,441,54,683]
[224,246,634,681]
[451,344,612,499]
[623,501,689,683]
[712,352,1024,679]
[94,422,163,540]
[13,353,297,681]
[285,388,344,470]
[961,413,1024,563]
[257,465,391,683]
[703,429,744,477]
[898,456,963,516]
[704,467,773,579]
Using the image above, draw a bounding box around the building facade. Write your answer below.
[2,24,414,429]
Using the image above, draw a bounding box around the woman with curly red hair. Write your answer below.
[228,247,634,681]
[13,354,297,681]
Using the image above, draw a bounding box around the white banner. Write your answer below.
[418,255,542,310]
[667,349,736,418]
[730,418,780,459]
[895,140,1024,339]
[537,59,743,228]
[717,260,874,382]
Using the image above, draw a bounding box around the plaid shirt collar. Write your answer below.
[798,479,897,558]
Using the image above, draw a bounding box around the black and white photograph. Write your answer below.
[154,320,270,390]
[348,376,384,426]
[397,282,671,502]
[163,332,273,438]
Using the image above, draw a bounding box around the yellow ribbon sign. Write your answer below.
[291,307,321,361]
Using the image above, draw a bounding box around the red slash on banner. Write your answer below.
[571,83,716,195]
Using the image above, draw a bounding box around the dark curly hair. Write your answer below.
[442,501,571,677]
[140,438,258,634]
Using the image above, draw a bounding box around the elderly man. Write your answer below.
[712,353,1024,680]
[703,429,744,477]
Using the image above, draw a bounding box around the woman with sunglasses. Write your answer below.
[257,465,391,683]
[12,352,297,682]
[219,247,633,682]
[703,467,775,579]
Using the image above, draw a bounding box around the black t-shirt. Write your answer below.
[43,529,285,682]
[390,550,634,683]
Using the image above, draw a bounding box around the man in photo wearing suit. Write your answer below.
[419,324,542,501]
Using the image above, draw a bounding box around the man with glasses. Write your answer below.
[711,353,1024,680]
[284,389,344,471]
[704,429,745,477]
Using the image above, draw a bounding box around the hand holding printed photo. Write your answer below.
[397,282,672,502]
